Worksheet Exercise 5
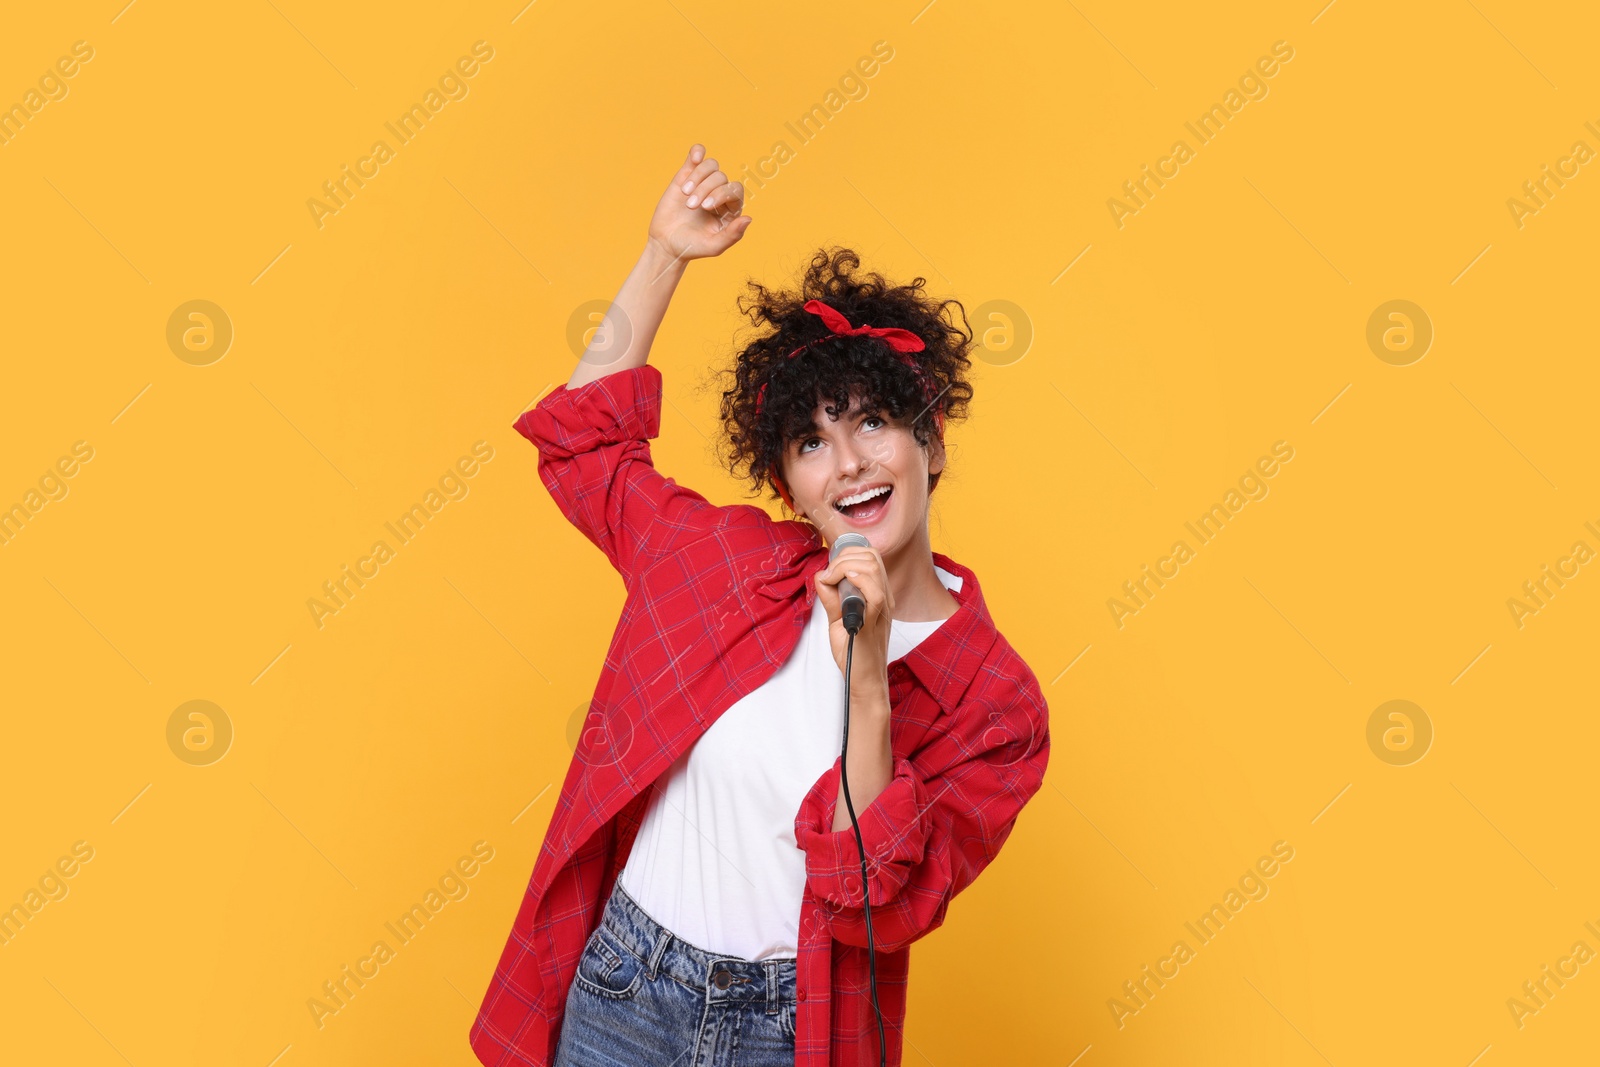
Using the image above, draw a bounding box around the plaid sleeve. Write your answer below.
[792,671,1050,954]
[513,363,729,586]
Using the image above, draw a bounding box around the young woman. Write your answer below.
[471,144,1050,1067]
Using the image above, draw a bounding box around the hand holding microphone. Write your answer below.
[815,533,894,696]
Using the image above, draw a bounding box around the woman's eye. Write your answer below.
[799,438,820,453]
[863,416,885,431]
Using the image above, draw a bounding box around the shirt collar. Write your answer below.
[904,552,998,707]
[756,525,998,710]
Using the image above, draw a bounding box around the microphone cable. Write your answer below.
[839,622,889,1067]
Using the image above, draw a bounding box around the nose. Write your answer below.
[833,437,874,480]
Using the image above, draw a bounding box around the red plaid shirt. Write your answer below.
[471,363,1050,1067]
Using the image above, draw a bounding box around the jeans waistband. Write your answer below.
[600,881,797,1011]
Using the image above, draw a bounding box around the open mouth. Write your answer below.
[833,484,893,525]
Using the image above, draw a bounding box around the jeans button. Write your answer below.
[713,969,731,989]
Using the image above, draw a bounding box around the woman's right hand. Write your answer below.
[646,143,752,262]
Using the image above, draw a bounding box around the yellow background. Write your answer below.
[2,1,1596,1064]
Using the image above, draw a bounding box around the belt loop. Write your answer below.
[646,927,671,981]
[765,960,779,1015]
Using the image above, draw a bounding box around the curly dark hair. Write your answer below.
[715,246,975,513]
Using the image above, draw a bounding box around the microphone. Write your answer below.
[827,528,888,1067]
[829,532,871,634]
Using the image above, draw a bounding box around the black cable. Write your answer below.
[839,628,888,1067]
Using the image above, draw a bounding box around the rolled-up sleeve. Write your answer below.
[793,678,1050,955]
[796,754,932,909]
[513,364,726,586]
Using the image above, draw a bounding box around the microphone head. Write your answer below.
[829,531,871,561]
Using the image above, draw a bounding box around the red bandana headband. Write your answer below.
[757,298,945,513]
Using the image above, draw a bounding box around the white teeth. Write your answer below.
[837,485,891,508]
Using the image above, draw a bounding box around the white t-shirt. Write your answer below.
[616,565,964,961]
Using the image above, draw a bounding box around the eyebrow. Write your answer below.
[812,401,883,428]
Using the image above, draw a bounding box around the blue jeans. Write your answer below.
[552,880,799,1066]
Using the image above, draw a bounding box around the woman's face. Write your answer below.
[778,389,945,560]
